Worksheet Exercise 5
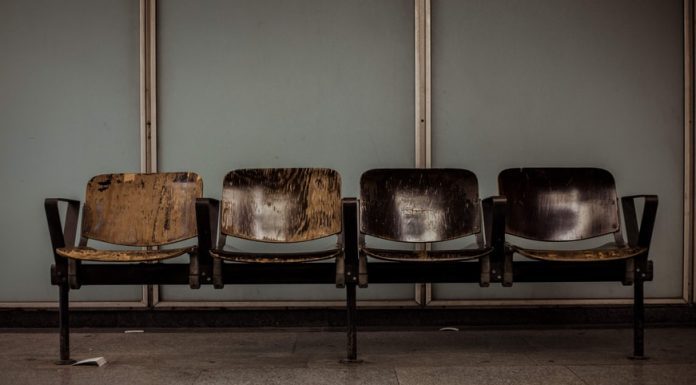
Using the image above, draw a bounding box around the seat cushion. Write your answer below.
[361,247,492,262]
[509,243,646,262]
[210,248,341,263]
[56,246,195,262]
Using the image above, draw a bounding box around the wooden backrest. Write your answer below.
[360,168,481,242]
[498,168,620,241]
[220,168,342,242]
[82,172,203,246]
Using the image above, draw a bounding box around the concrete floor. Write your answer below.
[2,328,696,384]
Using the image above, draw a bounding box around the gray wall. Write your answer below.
[0,0,686,304]
[156,0,415,301]
[0,0,141,301]
[431,0,684,300]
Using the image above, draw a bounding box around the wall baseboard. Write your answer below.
[1,305,695,329]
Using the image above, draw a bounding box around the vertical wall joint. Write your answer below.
[140,0,158,174]
[685,0,695,304]
[415,0,431,170]
[415,0,432,305]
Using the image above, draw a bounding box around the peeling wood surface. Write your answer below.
[510,244,646,262]
[82,172,202,246]
[211,248,341,263]
[220,168,342,242]
[57,246,194,262]
[360,168,480,242]
[499,168,620,241]
[362,247,491,263]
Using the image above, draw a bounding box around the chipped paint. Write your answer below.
[511,244,645,262]
[360,169,480,242]
[499,168,621,241]
[57,245,195,262]
[82,172,202,247]
[220,168,341,242]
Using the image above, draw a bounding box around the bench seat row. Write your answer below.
[45,167,657,364]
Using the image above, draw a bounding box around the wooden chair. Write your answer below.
[354,168,505,359]
[498,168,657,358]
[195,168,357,360]
[46,172,203,364]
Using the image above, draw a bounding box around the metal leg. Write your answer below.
[56,283,75,365]
[630,274,647,360]
[341,282,362,363]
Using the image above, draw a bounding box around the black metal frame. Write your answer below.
[46,192,657,364]
[45,197,203,364]
[351,195,507,361]
[45,198,79,365]
[47,197,356,363]
[194,197,359,362]
[622,194,658,358]
[496,194,658,358]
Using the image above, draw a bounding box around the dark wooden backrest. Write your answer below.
[360,168,481,242]
[82,172,203,246]
[220,168,342,242]
[498,168,620,241]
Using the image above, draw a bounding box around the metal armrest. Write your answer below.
[45,198,81,288]
[341,198,363,287]
[192,198,220,288]
[621,195,657,286]
[482,196,506,249]
[44,198,80,259]
[195,198,220,257]
[482,196,507,286]
[621,195,658,249]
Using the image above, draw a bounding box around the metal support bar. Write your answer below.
[632,274,646,358]
[341,199,361,363]
[57,283,74,365]
[60,260,652,287]
[369,261,647,284]
[343,283,359,363]
[62,263,337,286]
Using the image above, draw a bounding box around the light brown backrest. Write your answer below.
[82,172,202,246]
[360,168,481,242]
[220,168,342,242]
[498,168,620,241]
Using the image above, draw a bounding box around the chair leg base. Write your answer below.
[55,359,76,365]
[628,355,649,361]
[339,358,364,364]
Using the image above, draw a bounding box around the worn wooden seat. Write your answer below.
[210,169,342,263]
[348,168,505,362]
[198,168,345,287]
[361,247,487,263]
[45,172,203,364]
[211,249,341,263]
[509,243,645,262]
[498,167,657,358]
[194,168,358,361]
[53,173,202,265]
[56,246,195,262]
[498,168,652,265]
[359,169,499,277]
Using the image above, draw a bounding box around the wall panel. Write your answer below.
[158,0,415,302]
[431,0,684,301]
[0,0,142,302]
